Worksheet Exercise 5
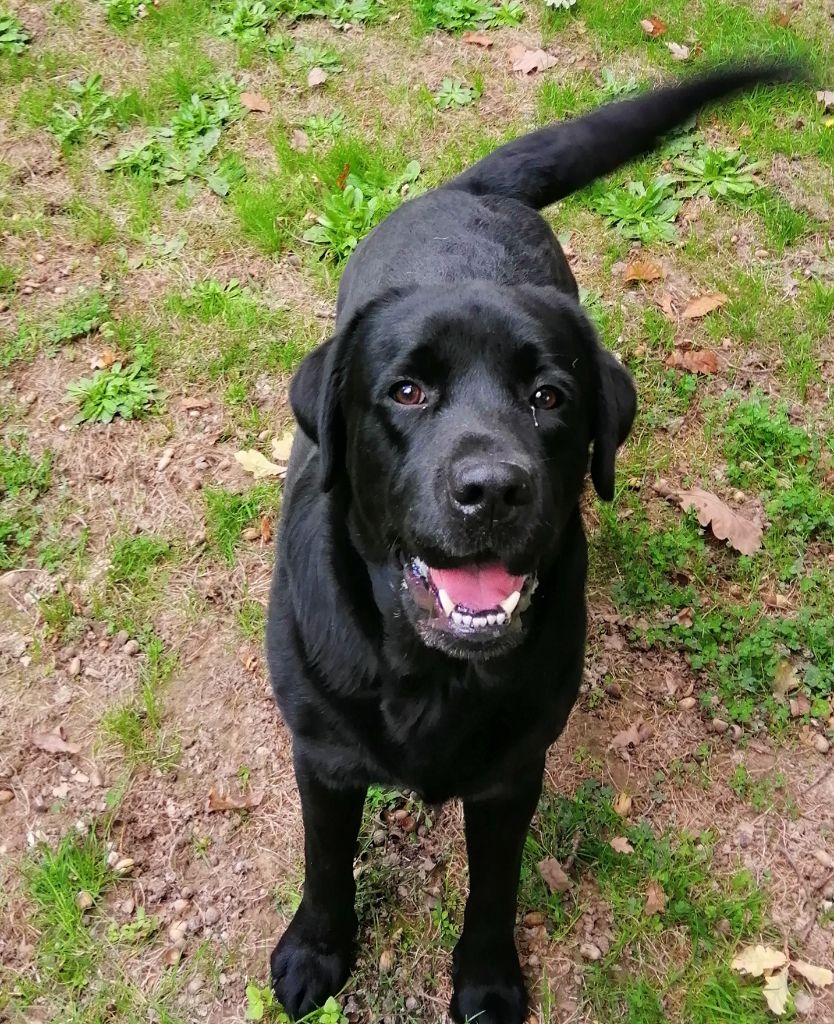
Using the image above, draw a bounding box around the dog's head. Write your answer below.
[290,283,635,660]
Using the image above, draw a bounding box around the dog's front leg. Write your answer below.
[270,753,365,1019]
[450,767,543,1024]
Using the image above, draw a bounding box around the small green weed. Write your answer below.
[291,42,344,74]
[303,161,420,262]
[204,483,279,563]
[246,984,347,1022]
[299,110,345,140]
[674,146,762,201]
[0,261,17,292]
[0,9,30,54]
[101,0,146,27]
[599,68,640,99]
[106,906,160,945]
[47,74,115,146]
[108,535,172,589]
[434,78,480,109]
[39,586,84,644]
[413,0,523,32]
[593,175,681,244]
[171,278,251,320]
[67,347,160,425]
[217,0,279,42]
[236,597,266,641]
[25,831,113,989]
[0,435,52,569]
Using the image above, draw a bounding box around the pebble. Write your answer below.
[169,920,188,944]
[68,656,82,677]
[203,906,220,926]
[172,898,189,914]
[122,897,135,916]
[113,630,129,648]
[580,942,602,961]
[187,978,204,995]
[0,789,14,804]
[814,734,830,754]
[404,997,419,1012]
[794,991,814,1016]
[90,767,104,787]
[232,860,246,874]
[523,912,545,927]
[678,696,697,710]
[711,718,729,734]
[114,858,135,875]
[604,681,622,699]
[34,252,46,263]
[379,949,394,973]
[372,829,387,846]
[157,448,175,472]
[123,639,140,656]
[76,890,94,910]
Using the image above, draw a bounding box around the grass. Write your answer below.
[67,347,161,425]
[204,483,279,563]
[0,435,53,569]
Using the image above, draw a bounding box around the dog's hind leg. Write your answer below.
[270,755,366,1019]
[450,764,545,1024]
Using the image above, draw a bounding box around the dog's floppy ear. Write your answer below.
[289,333,346,492]
[590,343,637,501]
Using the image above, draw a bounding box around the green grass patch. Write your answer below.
[67,345,161,425]
[204,483,279,563]
[0,435,52,569]
[411,0,522,32]
[0,9,30,54]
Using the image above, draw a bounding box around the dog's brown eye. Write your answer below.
[391,381,426,406]
[531,386,560,410]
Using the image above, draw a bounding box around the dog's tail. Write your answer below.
[445,63,802,210]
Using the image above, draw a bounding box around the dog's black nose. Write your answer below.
[449,459,533,521]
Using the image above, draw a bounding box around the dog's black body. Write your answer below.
[266,65,794,1022]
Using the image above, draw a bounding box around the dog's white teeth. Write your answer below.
[472,615,487,628]
[451,610,465,626]
[438,588,455,616]
[494,611,506,625]
[500,591,521,616]
[461,614,473,627]
[413,557,428,578]
[486,613,497,626]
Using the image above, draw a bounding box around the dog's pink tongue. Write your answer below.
[430,563,524,611]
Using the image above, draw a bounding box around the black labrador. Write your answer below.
[266,64,794,1023]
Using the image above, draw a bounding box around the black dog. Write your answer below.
[266,65,794,1023]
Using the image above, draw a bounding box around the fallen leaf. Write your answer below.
[644,881,667,916]
[792,960,834,988]
[731,944,787,978]
[660,485,763,556]
[31,730,80,755]
[290,128,310,152]
[207,786,263,812]
[610,836,634,854]
[763,967,789,1016]
[657,291,675,317]
[770,10,792,27]
[789,695,810,718]
[234,449,283,480]
[270,429,295,463]
[675,606,694,627]
[260,515,273,544]
[462,29,493,47]
[640,14,667,37]
[682,292,728,318]
[610,721,644,750]
[182,396,212,410]
[241,92,271,113]
[336,162,351,190]
[665,349,719,374]
[307,68,328,88]
[816,90,834,112]
[623,259,663,284]
[614,791,632,816]
[772,660,800,696]
[509,44,558,75]
[91,348,117,370]
[666,41,690,60]
[538,857,571,893]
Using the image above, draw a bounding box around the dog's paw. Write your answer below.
[450,939,527,1024]
[270,916,353,1020]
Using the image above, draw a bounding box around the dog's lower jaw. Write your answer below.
[270,903,356,1019]
[450,935,528,1024]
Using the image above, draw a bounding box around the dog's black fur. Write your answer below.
[266,65,796,1022]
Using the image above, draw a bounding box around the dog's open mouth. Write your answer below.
[403,557,537,639]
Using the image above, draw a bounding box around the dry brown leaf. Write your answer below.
[234,449,283,480]
[31,730,80,755]
[270,429,295,463]
[640,14,667,37]
[609,836,634,854]
[462,29,493,46]
[657,291,675,317]
[772,660,800,696]
[614,791,632,816]
[763,967,789,1016]
[731,945,787,978]
[792,960,834,988]
[307,68,328,88]
[770,10,792,27]
[290,129,310,152]
[509,44,558,75]
[241,91,271,113]
[92,348,117,370]
[610,721,644,750]
[816,90,834,111]
[666,41,690,60]
[538,857,571,893]
[644,881,667,916]
[260,515,273,544]
[182,396,212,410]
[207,786,263,812]
[789,695,810,718]
[665,349,719,374]
[623,259,663,284]
[682,292,728,318]
[662,485,763,556]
